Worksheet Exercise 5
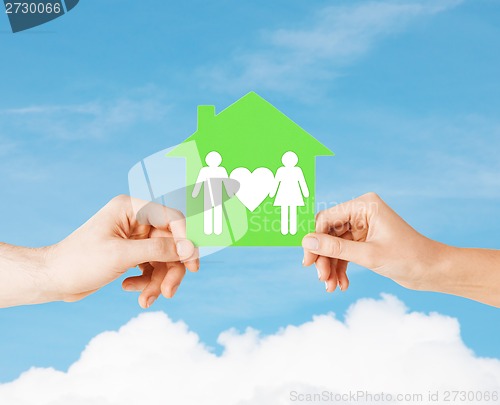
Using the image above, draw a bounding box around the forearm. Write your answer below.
[0,243,54,308]
[427,244,500,307]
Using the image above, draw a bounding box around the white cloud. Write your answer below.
[1,294,498,405]
[203,0,463,95]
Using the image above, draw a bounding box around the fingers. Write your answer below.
[314,192,381,234]
[325,258,339,293]
[336,260,349,291]
[122,263,154,292]
[313,257,348,293]
[311,256,349,294]
[315,203,352,234]
[302,233,375,269]
[160,262,186,298]
[122,263,154,295]
[123,261,186,306]
[138,262,169,308]
[135,202,199,272]
[177,243,200,273]
[303,250,318,267]
[171,238,199,273]
[304,216,351,267]
[335,232,353,291]
[122,273,152,292]
[304,193,385,293]
[118,237,195,270]
[315,255,331,281]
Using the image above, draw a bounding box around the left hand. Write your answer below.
[45,195,199,308]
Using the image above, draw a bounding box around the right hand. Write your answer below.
[302,192,447,293]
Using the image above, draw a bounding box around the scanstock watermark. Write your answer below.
[289,390,499,403]
[3,0,79,33]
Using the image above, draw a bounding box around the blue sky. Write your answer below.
[0,0,499,383]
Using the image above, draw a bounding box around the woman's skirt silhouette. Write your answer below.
[273,180,305,207]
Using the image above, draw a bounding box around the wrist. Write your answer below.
[37,243,70,303]
[412,241,470,297]
[0,243,58,307]
[22,245,59,305]
[34,244,64,303]
[406,238,456,293]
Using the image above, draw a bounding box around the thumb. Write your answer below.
[302,233,376,269]
[117,237,195,269]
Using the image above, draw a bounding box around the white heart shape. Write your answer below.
[230,167,275,212]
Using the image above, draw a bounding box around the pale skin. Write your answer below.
[302,192,500,308]
[0,193,499,308]
[0,195,199,309]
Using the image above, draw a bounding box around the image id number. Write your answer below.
[5,2,62,14]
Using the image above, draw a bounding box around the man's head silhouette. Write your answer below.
[205,151,222,167]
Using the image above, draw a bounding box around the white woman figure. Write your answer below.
[269,151,309,235]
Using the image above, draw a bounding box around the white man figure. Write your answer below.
[269,151,309,235]
[192,151,232,235]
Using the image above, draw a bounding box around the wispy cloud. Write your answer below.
[317,111,500,202]
[0,137,17,157]
[0,90,171,187]
[0,92,171,141]
[0,295,498,404]
[202,0,463,95]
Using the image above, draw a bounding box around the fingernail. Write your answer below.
[302,255,305,266]
[303,237,319,251]
[317,267,321,280]
[325,282,329,292]
[146,296,156,308]
[339,282,343,291]
[123,283,134,292]
[176,240,192,258]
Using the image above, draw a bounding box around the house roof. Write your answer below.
[168,92,334,166]
[178,92,333,156]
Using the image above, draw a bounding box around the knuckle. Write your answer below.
[315,211,322,225]
[332,219,346,234]
[170,208,185,221]
[315,210,324,222]
[110,194,129,207]
[363,192,380,202]
[326,237,343,258]
[163,207,185,225]
[149,238,167,258]
[315,210,328,229]
[105,195,131,214]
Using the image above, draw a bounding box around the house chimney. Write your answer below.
[197,105,216,130]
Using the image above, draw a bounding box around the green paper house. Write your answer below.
[168,92,333,247]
